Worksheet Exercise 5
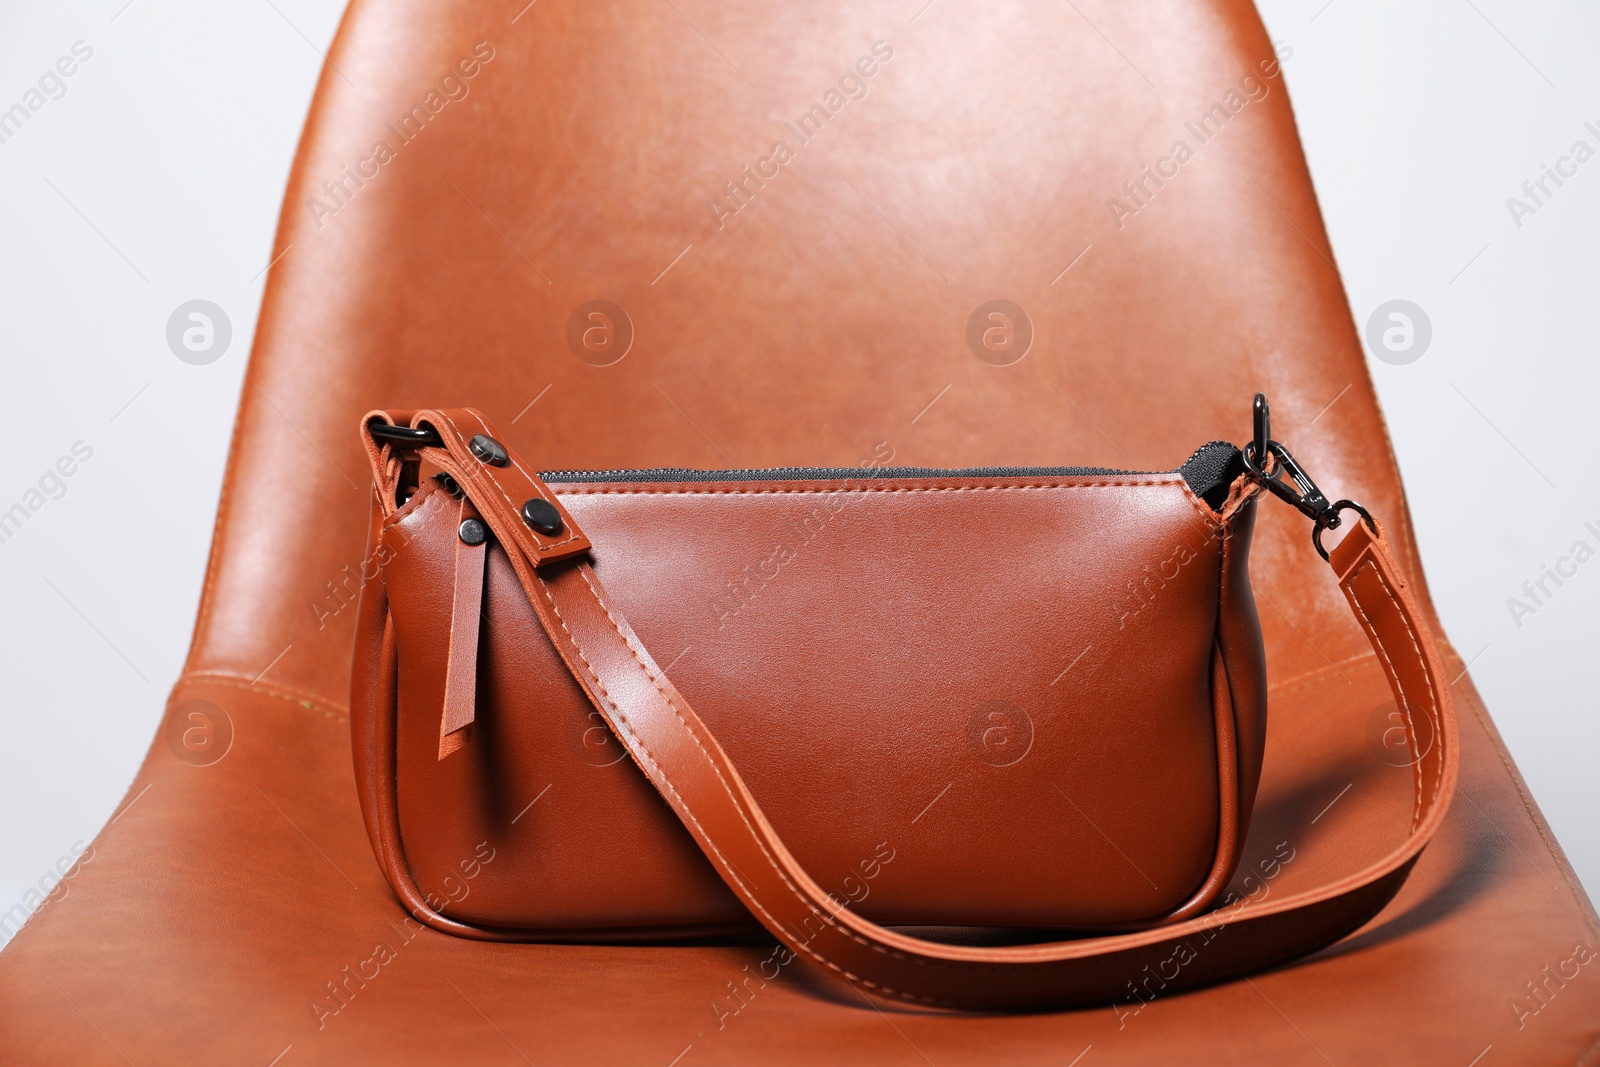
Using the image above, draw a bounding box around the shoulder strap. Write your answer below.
[371,408,1458,1011]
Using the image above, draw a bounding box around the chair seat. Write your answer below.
[4,671,1595,1063]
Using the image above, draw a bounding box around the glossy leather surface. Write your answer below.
[366,415,1458,1010]
[381,467,1248,931]
[2,0,1597,1060]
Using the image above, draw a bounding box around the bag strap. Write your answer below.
[365,407,1458,1011]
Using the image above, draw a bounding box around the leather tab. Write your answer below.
[439,496,486,759]
[359,409,421,517]
[413,407,591,567]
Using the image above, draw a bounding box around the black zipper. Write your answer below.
[542,441,1245,512]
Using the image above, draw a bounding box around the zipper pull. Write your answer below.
[1243,393,1375,560]
[439,495,487,759]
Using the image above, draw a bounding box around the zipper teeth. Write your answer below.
[538,441,1237,484]
[539,464,1150,483]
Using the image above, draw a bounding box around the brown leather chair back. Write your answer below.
[195,0,1415,708]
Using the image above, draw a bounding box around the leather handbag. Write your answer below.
[349,395,1456,1011]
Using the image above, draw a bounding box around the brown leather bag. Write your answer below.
[350,396,1457,1010]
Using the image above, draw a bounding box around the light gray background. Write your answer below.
[2,0,1596,939]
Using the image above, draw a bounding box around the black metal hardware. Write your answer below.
[520,498,563,536]
[470,434,509,467]
[1312,500,1376,562]
[368,421,443,447]
[1243,392,1376,558]
[459,518,488,546]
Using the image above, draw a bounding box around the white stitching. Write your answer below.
[530,566,945,1006]
[568,566,924,959]
[553,479,1225,532]
[1344,559,1434,830]
[1360,558,1446,813]
[557,481,1169,495]
[175,672,349,723]
[433,410,583,552]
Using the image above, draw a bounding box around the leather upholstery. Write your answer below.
[2,0,1597,1060]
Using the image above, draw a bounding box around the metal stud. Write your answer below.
[520,498,563,536]
[469,434,509,466]
[458,518,488,546]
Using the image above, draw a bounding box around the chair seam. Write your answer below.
[174,671,350,724]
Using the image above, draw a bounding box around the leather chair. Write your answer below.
[4,0,1596,1061]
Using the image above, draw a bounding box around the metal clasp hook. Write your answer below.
[1242,392,1378,560]
[1242,393,1334,524]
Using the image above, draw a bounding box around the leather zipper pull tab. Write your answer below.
[439,496,487,759]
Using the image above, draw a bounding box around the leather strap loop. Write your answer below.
[376,408,1459,1010]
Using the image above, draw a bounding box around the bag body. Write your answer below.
[375,443,1264,933]
[350,403,1457,1009]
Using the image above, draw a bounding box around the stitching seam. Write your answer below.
[435,410,582,553]
[174,671,350,723]
[569,565,928,967]
[553,480,1223,532]
[1361,559,1446,814]
[530,568,946,1007]
[1344,560,1427,830]
[555,481,1171,495]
